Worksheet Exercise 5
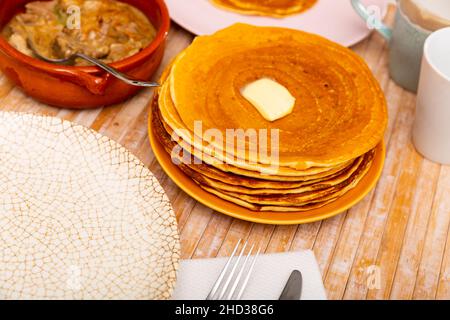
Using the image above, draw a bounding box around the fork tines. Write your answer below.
[206,239,261,300]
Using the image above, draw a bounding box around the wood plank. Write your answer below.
[389,159,441,299]
[179,203,214,259]
[436,222,450,300]
[192,213,233,259]
[0,75,14,100]
[265,226,298,253]
[413,166,450,299]
[367,143,423,299]
[247,224,276,253]
[323,189,377,300]
[216,220,254,257]
[289,221,322,251]
[313,213,347,277]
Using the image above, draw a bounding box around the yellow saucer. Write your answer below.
[148,111,385,225]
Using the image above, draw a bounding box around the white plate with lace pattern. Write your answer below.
[0,112,180,300]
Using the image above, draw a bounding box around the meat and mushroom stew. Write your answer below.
[2,0,157,66]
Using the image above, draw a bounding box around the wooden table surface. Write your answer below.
[0,7,448,300]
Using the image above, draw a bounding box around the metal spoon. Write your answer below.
[26,39,160,88]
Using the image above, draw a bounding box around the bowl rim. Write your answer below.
[0,0,171,74]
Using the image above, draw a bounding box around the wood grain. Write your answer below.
[0,7,448,300]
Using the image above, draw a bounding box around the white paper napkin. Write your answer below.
[172,250,327,300]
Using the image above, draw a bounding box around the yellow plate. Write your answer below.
[148,111,386,225]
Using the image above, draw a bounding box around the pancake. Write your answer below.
[210,0,317,18]
[157,78,352,179]
[151,101,366,194]
[200,185,340,212]
[169,24,387,169]
[184,155,364,196]
[197,150,374,211]
[152,96,358,188]
[149,24,387,213]
[152,89,378,211]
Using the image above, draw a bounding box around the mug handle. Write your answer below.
[351,0,393,41]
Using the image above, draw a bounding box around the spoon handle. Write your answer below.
[75,53,160,88]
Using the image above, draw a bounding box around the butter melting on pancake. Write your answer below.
[241,78,296,122]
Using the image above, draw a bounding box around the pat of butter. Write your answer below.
[241,78,296,122]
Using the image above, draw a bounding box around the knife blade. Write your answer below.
[279,270,303,300]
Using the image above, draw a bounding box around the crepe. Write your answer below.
[200,185,340,212]
[186,156,364,196]
[202,150,374,206]
[198,150,374,212]
[152,94,375,213]
[210,0,318,18]
[158,62,353,178]
[149,24,387,213]
[152,98,357,188]
[169,24,387,169]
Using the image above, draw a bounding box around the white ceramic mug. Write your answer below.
[402,0,450,31]
[413,27,450,165]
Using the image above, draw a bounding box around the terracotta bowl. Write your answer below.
[0,0,170,109]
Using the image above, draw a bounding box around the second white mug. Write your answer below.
[413,27,450,165]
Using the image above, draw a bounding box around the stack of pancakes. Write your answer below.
[151,24,387,212]
[210,0,318,17]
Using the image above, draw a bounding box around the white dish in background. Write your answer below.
[166,0,389,46]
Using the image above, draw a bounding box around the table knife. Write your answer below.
[279,270,303,300]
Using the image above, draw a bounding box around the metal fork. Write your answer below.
[206,239,261,300]
[26,39,160,88]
